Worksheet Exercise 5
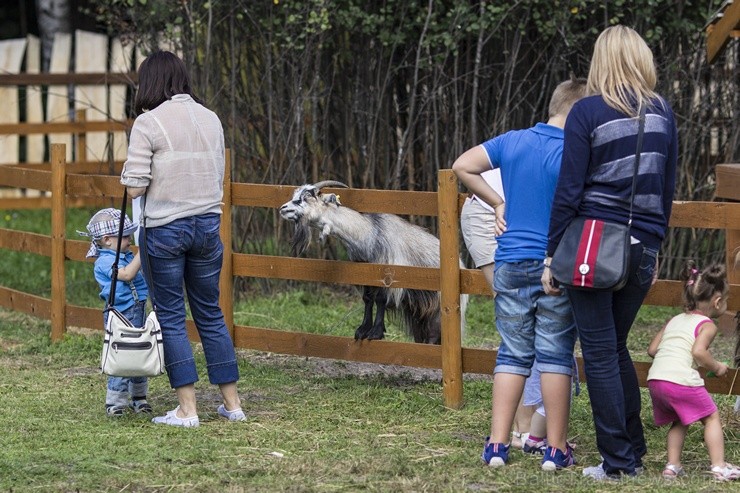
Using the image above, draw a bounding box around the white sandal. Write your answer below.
[662,463,685,479]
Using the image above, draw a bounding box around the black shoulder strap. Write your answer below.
[106,189,157,311]
[137,193,157,311]
[106,189,128,309]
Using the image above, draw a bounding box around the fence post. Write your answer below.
[75,109,87,163]
[50,143,67,341]
[220,148,234,340]
[438,169,464,409]
[715,163,739,335]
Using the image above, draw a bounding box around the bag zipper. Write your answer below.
[112,341,152,352]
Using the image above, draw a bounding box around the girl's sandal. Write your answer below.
[662,463,685,479]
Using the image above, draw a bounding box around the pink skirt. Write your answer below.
[648,379,717,426]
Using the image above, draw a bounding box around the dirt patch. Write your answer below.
[241,349,491,384]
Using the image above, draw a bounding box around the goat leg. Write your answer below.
[364,288,387,340]
[354,286,376,340]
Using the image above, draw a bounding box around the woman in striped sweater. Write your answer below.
[541,25,678,480]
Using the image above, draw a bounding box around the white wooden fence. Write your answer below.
[0,31,174,172]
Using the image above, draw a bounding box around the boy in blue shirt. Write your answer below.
[79,208,151,416]
[453,78,586,471]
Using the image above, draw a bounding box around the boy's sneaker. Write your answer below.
[481,437,509,467]
[105,405,125,417]
[710,463,740,481]
[130,400,153,414]
[541,445,576,471]
[523,437,547,455]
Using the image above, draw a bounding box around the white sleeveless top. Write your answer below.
[647,312,713,387]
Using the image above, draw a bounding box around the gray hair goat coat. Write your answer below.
[279,181,467,344]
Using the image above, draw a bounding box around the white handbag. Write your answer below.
[100,189,165,377]
[101,308,165,377]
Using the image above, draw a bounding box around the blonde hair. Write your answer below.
[548,77,588,118]
[587,25,659,117]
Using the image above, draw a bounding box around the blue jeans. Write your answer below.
[493,260,577,376]
[105,302,148,407]
[142,214,239,389]
[566,243,657,475]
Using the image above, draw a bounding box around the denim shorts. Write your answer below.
[493,260,577,376]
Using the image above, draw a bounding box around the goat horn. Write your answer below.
[313,180,349,190]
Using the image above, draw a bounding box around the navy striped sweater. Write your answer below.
[547,94,678,255]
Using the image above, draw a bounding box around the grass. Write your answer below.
[1,296,739,492]
[1,208,739,491]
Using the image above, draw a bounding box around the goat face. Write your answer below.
[279,182,348,256]
[279,181,348,222]
[279,184,321,222]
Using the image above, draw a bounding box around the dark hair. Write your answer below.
[681,260,728,311]
[134,51,203,114]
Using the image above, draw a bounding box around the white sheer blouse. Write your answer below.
[120,94,225,228]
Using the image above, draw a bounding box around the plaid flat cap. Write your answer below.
[77,208,138,258]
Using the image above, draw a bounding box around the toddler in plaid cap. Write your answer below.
[79,208,151,417]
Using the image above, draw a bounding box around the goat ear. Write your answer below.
[323,193,341,206]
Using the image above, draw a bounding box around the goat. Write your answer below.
[279,180,466,344]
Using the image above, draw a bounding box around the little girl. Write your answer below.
[79,208,151,417]
[647,261,739,481]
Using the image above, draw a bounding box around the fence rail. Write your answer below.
[0,143,738,408]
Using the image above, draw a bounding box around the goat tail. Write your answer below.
[391,288,466,345]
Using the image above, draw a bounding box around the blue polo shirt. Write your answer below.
[480,122,565,263]
[94,249,149,312]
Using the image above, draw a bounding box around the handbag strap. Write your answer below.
[106,190,157,311]
[627,106,647,225]
[137,193,158,311]
[106,190,128,309]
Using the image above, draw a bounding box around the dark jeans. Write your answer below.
[142,214,239,389]
[566,242,657,475]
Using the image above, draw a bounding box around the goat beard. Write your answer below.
[291,219,313,257]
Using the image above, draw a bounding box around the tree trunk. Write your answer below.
[35,0,71,72]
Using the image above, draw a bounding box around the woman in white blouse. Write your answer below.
[121,51,244,427]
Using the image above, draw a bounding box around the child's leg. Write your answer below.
[490,373,527,443]
[701,411,725,467]
[129,377,149,401]
[512,400,535,448]
[106,376,130,414]
[540,372,571,451]
[666,421,687,467]
[529,407,546,440]
[514,364,542,446]
[129,377,151,413]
